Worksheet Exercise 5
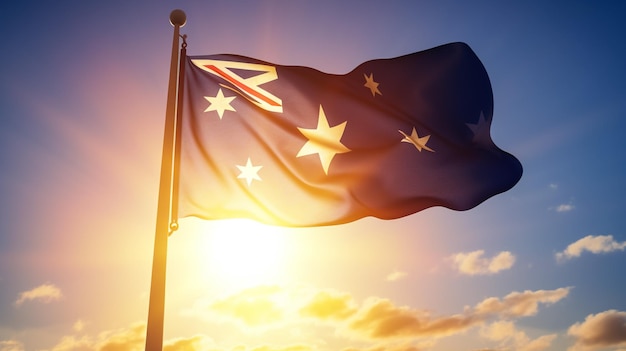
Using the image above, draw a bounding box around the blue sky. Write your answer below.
[1,1,625,351]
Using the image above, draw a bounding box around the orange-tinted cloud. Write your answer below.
[93,322,145,351]
[385,271,408,282]
[45,323,144,351]
[346,287,569,341]
[450,250,515,275]
[556,235,626,261]
[245,345,314,351]
[209,285,285,327]
[480,321,557,351]
[567,310,626,350]
[50,335,92,351]
[44,322,213,351]
[72,320,86,332]
[474,287,571,317]
[164,335,213,351]
[341,343,427,351]
[6,283,572,351]
[348,298,479,339]
[299,290,357,321]
[14,283,62,306]
[184,285,569,346]
[0,340,25,351]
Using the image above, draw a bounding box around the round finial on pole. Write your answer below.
[169,9,186,27]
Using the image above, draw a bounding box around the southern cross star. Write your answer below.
[204,88,236,119]
[363,73,382,97]
[297,105,351,175]
[236,157,262,186]
[399,127,435,152]
[466,111,492,145]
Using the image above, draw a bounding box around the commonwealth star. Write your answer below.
[236,157,263,186]
[204,88,236,119]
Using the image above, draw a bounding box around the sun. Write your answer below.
[187,219,290,286]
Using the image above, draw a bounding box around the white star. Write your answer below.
[297,105,351,175]
[363,73,382,97]
[204,88,236,119]
[399,127,435,152]
[466,111,492,145]
[236,157,262,186]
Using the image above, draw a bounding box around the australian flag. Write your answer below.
[176,42,523,227]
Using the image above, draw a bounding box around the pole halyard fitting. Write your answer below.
[168,221,179,236]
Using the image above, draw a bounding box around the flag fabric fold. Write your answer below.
[177,42,522,227]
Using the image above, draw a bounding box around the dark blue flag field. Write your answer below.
[177,42,522,226]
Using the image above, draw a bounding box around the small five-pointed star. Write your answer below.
[399,127,435,152]
[236,157,262,186]
[204,88,236,119]
[466,111,492,145]
[363,73,382,97]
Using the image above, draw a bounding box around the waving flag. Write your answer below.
[177,42,522,227]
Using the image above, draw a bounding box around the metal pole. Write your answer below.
[145,9,186,351]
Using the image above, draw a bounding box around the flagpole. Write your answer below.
[145,9,186,351]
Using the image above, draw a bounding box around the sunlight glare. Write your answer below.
[199,219,289,285]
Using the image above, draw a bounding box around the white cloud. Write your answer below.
[450,250,516,275]
[385,270,408,282]
[568,310,626,350]
[556,235,626,261]
[556,203,575,212]
[14,283,62,306]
